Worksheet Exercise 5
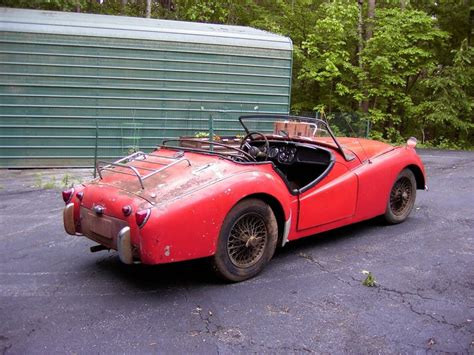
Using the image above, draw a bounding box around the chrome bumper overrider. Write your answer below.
[117,226,133,264]
[63,203,76,235]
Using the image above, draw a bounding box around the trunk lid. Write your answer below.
[79,183,152,250]
[92,148,249,206]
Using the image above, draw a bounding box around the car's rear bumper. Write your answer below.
[63,204,134,264]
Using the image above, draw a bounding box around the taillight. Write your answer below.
[122,205,132,217]
[76,191,84,201]
[135,209,151,228]
[62,188,74,204]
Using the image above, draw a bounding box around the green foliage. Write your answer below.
[33,172,82,189]
[183,0,229,23]
[127,145,140,154]
[1,0,473,148]
[360,8,449,141]
[194,131,221,140]
[362,270,376,287]
[61,173,71,188]
[412,40,474,146]
[299,1,360,112]
[33,173,57,189]
[42,177,58,189]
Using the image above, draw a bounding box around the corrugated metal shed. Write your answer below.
[0,8,292,167]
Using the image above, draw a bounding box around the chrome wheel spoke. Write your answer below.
[390,177,413,216]
[227,212,268,268]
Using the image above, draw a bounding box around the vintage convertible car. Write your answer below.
[62,115,426,281]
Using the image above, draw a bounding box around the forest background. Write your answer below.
[1,0,473,148]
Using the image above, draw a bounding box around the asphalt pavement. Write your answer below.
[0,149,473,354]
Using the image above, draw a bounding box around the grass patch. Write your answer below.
[362,270,377,287]
[33,172,83,190]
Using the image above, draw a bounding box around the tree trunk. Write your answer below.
[366,0,375,40]
[469,5,474,46]
[357,0,363,65]
[360,0,375,113]
[121,0,127,15]
[159,0,175,11]
[146,0,151,18]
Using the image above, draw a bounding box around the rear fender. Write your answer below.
[139,167,292,264]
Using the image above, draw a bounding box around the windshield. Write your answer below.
[239,114,353,160]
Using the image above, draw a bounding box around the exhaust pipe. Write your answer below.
[90,244,109,253]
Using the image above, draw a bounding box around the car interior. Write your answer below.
[243,138,334,192]
[162,118,336,193]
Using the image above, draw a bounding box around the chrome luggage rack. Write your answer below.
[96,151,191,189]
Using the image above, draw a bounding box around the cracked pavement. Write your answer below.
[0,149,473,353]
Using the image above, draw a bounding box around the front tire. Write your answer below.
[384,169,417,224]
[212,199,278,282]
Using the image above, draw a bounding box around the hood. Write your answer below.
[337,138,394,161]
[92,149,252,205]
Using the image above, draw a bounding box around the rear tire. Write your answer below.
[384,169,417,224]
[212,199,278,282]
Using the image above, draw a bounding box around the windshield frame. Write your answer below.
[238,114,353,161]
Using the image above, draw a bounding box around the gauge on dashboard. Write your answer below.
[277,150,286,163]
[288,147,297,162]
[269,147,279,159]
[277,146,296,164]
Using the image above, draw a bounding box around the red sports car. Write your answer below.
[62,115,426,281]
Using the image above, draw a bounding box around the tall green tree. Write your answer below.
[298,0,360,113]
[413,40,474,146]
[360,8,448,142]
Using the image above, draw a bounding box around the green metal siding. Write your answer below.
[0,8,292,167]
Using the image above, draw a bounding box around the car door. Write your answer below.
[297,160,358,231]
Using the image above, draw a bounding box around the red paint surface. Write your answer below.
[65,140,425,265]
[297,162,358,231]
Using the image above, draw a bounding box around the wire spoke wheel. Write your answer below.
[390,177,413,216]
[227,213,268,268]
[212,198,277,282]
[384,169,417,224]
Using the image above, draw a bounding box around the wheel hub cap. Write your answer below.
[227,213,267,268]
[390,177,413,216]
[245,236,261,248]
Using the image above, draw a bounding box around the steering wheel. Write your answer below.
[239,131,270,160]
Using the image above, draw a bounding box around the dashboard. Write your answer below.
[268,145,298,164]
[244,139,333,191]
[264,141,331,166]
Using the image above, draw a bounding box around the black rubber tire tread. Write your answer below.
[384,168,417,224]
[212,198,278,282]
